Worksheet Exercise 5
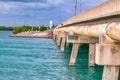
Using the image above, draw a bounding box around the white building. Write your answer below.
[49,20,53,29]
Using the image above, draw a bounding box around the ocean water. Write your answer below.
[0,31,104,80]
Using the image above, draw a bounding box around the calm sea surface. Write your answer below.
[0,31,104,80]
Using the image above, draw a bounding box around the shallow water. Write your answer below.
[0,31,107,80]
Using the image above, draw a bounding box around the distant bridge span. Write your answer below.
[53,0,120,80]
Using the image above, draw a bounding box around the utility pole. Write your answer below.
[80,0,82,13]
[75,0,77,16]
[75,0,82,16]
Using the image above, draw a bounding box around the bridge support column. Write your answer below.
[60,37,65,52]
[60,32,67,52]
[66,42,69,47]
[96,34,120,80]
[69,43,80,66]
[102,66,119,80]
[53,34,56,41]
[67,35,98,67]
[89,43,95,67]
[56,33,61,47]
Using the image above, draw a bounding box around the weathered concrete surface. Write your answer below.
[107,23,120,41]
[55,22,120,41]
[54,0,120,41]
[61,0,120,26]
[102,66,119,80]
[69,43,80,66]
[53,0,120,80]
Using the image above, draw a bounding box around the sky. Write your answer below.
[0,0,107,27]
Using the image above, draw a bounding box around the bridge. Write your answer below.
[53,0,120,80]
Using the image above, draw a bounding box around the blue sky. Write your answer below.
[0,0,107,26]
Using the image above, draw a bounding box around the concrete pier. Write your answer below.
[69,43,80,66]
[102,66,119,80]
[56,32,61,47]
[53,0,120,80]
[89,43,95,67]
[60,36,66,52]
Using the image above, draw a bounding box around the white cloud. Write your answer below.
[0,1,48,10]
[0,1,49,16]
[47,0,64,5]
[0,0,65,15]
[0,2,18,10]
[0,0,107,26]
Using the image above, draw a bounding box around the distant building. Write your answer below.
[49,20,53,29]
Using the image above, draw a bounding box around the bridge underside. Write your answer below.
[53,0,120,80]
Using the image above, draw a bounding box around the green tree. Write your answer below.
[13,25,47,34]
[0,26,13,31]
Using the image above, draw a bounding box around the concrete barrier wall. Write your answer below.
[61,0,120,26]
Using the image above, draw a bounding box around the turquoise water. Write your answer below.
[0,31,104,80]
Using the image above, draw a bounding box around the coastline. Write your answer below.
[10,29,53,38]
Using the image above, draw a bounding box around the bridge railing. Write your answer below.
[53,0,120,80]
[61,0,120,26]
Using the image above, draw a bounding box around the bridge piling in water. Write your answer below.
[96,34,120,80]
[53,0,120,79]
[89,43,95,67]
[53,34,56,41]
[60,37,65,52]
[53,24,120,79]
[60,32,67,52]
[65,41,69,47]
[102,66,119,80]
[69,43,80,66]
[67,35,98,67]
[56,32,61,47]
[54,27,120,79]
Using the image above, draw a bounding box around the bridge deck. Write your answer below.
[53,0,120,80]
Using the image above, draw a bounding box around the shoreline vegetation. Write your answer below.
[0,26,13,31]
[0,25,54,38]
[13,25,47,34]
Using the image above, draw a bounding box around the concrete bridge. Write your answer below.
[53,0,120,80]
